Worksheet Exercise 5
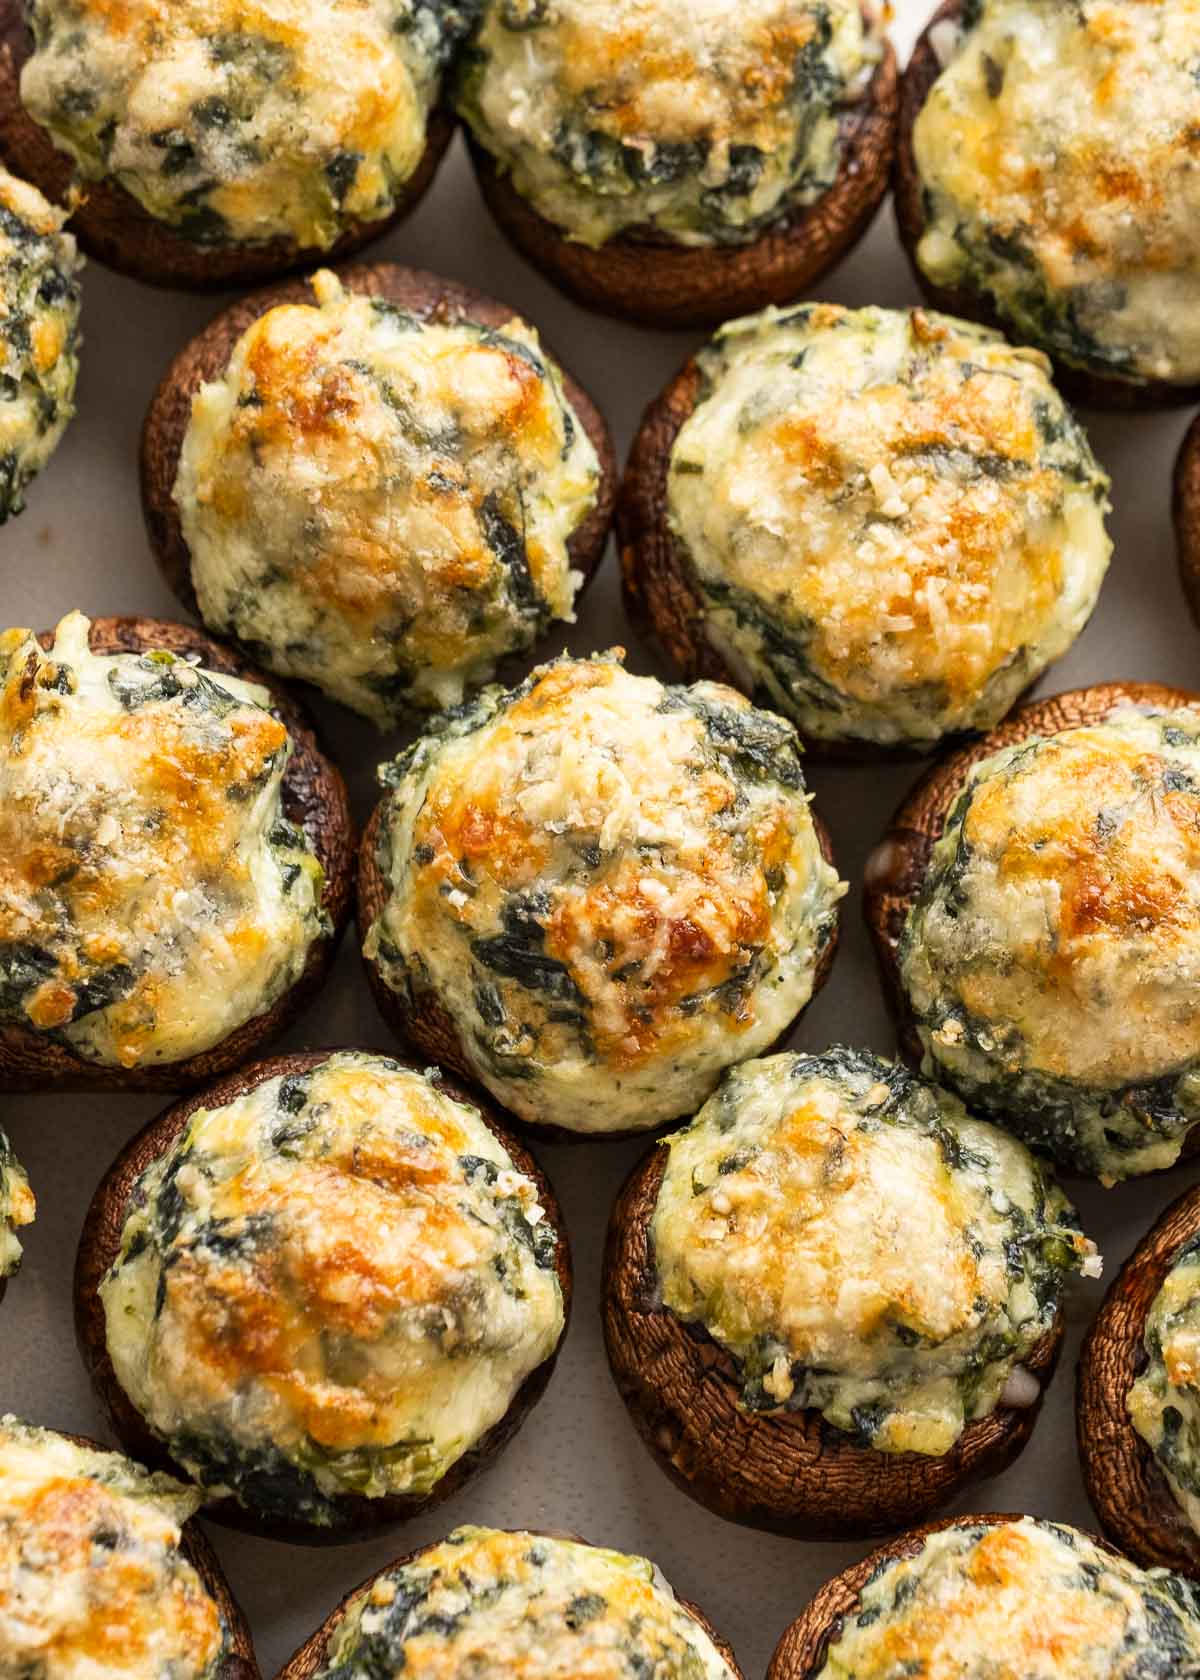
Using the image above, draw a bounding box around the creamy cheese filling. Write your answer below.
[101,1052,564,1524]
[20,0,472,249]
[455,0,881,248]
[899,705,1200,1181]
[913,0,1200,385]
[0,611,326,1069]
[176,270,599,726]
[313,1526,738,1680]
[364,653,845,1133]
[652,1048,1097,1456]
[0,1128,34,1279]
[668,304,1111,747]
[0,167,80,525]
[815,1517,1200,1679]
[1128,1238,1200,1536]
[0,1417,226,1680]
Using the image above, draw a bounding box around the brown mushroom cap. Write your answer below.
[0,1,454,291]
[1174,416,1200,633]
[462,19,897,331]
[356,797,840,1144]
[895,0,1200,411]
[862,680,1200,1164]
[9,1422,260,1680]
[73,1047,573,1546]
[1077,1184,1200,1579]
[602,1145,1062,1541]
[273,1527,744,1680]
[140,262,618,647]
[0,615,354,1093]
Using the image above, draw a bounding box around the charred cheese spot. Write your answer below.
[815,1517,1200,1679]
[653,1048,1097,1456]
[176,270,599,726]
[364,653,845,1134]
[20,1,475,250]
[0,1417,226,1680]
[668,304,1111,748]
[101,1052,563,1525]
[0,1128,34,1279]
[1128,1238,1200,1536]
[899,707,1200,1181]
[0,611,326,1069]
[313,1526,738,1680]
[913,0,1200,386]
[455,0,882,248]
[0,167,80,525]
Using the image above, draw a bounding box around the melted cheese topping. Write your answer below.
[101,1052,564,1524]
[455,0,881,248]
[20,0,471,249]
[1128,1237,1200,1536]
[668,305,1111,748]
[0,1417,225,1680]
[364,653,845,1133]
[913,0,1200,386]
[0,1128,34,1279]
[0,167,80,525]
[176,270,599,726]
[653,1048,1096,1456]
[314,1526,738,1680]
[815,1518,1200,1679]
[0,611,325,1069]
[899,706,1200,1181]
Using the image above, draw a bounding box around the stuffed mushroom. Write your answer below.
[896,0,1200,407]
[604,1046,1098,1537]
[866,683,1200,1182]
[0,612,352,1091]
[0,1125,33,1301]
[453,0,898,328]
[359,651,844,1137]
[0,0,473,289]
[142,264,616,727]
[276,1525,743,1680]
[0,1415,258,1679]
[75,1049,570,1543]
[621,303,1111,754]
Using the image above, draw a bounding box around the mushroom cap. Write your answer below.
[1173,416,1200,636]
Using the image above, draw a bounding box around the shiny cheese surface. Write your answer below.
[176,270,599,726]
[667,305,1111,748]
[20,0,472,249]
[364,653,845,1133]
[455,0,881,248]
[0,167,80,525]
[652,1048,1097,1456]
[312,1526,738,1680]
[0,1417,225,1680]
[0,1128,34,1279]
[1128,1237,1200,1537]
[0,611,325,1069]
[814,1518,1200,1679]
[101,1052,564,1525]
[913,0,1200,386]
[899,706,1200,1181]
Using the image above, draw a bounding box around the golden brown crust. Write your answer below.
[140,262,617,634]
[1174,417,1200,631]
[356,799,841,1145]
[0,615,353,1093]
[1077,1184,1200,1579]
[602,1147,1061,1541]
[73,1047,573,1546]
[464,27,897,330]
[273,1528,744,1680]
[0,1,453,290]
[894,0,1200,411]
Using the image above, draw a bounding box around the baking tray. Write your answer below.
[2,4,1195,1670]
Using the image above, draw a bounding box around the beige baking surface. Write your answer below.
[2,5,1197,1673]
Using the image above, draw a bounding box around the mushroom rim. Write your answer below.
[72,1045,573,1547]
[1173,415,1200,637]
